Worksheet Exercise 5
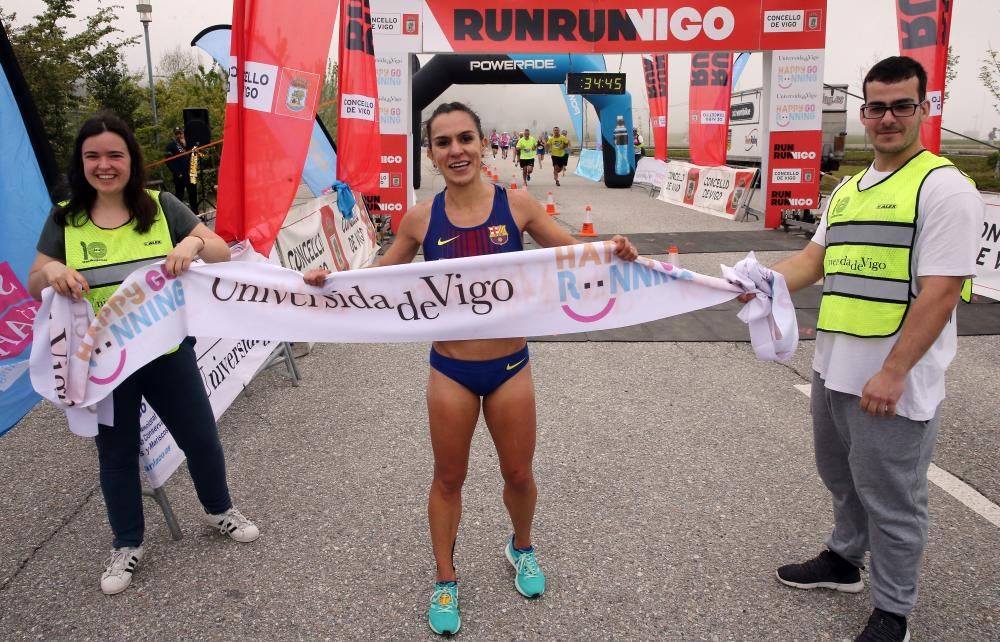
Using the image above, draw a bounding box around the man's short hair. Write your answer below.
[863,56,927,102]
[173,127,183,134]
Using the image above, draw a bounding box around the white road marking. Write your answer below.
[793,384,1000,529]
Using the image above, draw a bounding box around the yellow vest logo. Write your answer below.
[80,241,108,262]
[831,196,850,218]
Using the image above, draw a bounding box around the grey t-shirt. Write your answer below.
[36,191,201,261]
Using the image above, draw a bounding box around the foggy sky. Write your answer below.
[6,0,1000,139]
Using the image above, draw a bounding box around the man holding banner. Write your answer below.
[742,57,984,642]
[306,102,637,636]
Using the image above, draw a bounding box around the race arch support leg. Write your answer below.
[589,93,635,189]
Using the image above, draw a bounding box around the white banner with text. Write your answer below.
[656,160,757,220]
[633,157,670,189]
[30,243,794,436]
[275,192,380,273]
[138,248,281,487]
[974,192,1000,300]
[138,336,278,488]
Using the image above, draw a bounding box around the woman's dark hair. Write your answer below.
[425,102,485,143]
[53,110,158,232]
[863,56,927,102]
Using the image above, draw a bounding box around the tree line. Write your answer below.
[2,0,338,185]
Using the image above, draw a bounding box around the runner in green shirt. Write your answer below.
[515,128,537,187]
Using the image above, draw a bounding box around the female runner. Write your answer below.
[304,102,636,635]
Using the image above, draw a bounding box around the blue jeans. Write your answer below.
[96,338,232,548]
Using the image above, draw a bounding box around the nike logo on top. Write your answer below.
[438,236,459,246]
[506,358,527,371]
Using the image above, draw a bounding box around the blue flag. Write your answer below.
[732,52,751,88]
[0,24,58,435]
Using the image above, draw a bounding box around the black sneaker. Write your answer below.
[855,608,910,642]
[776,549,863,593]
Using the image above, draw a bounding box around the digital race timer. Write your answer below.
[566,72,626,95]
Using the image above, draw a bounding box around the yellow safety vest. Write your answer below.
[63,190,173,316]
[818,151,972,337]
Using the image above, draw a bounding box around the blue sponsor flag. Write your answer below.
[732,52,751,88]
[0,24,59,435]
[561,90,585,144]
[574,149,604,182]
[192,25,338,196]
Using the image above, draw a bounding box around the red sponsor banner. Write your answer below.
[379,133,409,233]
[895,0,952,154]
[642,54,668,161]
[423,1,762,53]
[766,130,823,218]
[215,0,335,255]
[688,52,732,167]
[337,0,382,194]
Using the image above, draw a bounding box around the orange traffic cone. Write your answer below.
[545,192,558,216]
[510,174,519,189]
[578,205,597,237]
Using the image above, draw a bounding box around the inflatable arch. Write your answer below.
[412,54,636,189]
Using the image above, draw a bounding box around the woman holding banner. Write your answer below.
[27,112,259,596]
[306,102,637,636]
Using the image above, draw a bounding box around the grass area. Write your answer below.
[847,134,995,149]
[638,147,1000,192]
[832,151,1000,192]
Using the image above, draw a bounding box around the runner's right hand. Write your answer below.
[302,268,332,286]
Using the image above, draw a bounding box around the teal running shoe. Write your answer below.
[428,581,461,635]
[504,535,545,598]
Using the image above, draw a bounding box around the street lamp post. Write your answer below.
[136,3,159,149]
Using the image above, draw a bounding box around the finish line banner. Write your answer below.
[30,243,795,435]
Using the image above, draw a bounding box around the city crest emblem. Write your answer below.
[488,224,509,246]
[286,76,309,112]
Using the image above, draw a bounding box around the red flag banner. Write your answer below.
[216,0,337,255]
[688,52,733,167]
[336,0,381,195]
[643,54,669,161]
[895,0,953,154]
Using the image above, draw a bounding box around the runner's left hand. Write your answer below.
[611,235,638,262]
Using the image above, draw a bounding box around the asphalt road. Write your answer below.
[1,157,996,640]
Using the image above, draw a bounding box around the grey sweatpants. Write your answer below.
[811,372,940,616]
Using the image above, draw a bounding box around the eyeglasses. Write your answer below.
[860,103,922,119]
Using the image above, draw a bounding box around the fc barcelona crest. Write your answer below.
[488,224,509,246]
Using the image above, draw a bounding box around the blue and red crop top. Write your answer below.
[421,184,524,261]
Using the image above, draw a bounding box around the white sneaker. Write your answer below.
[204,507,260,542]
[100,546,144,595]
